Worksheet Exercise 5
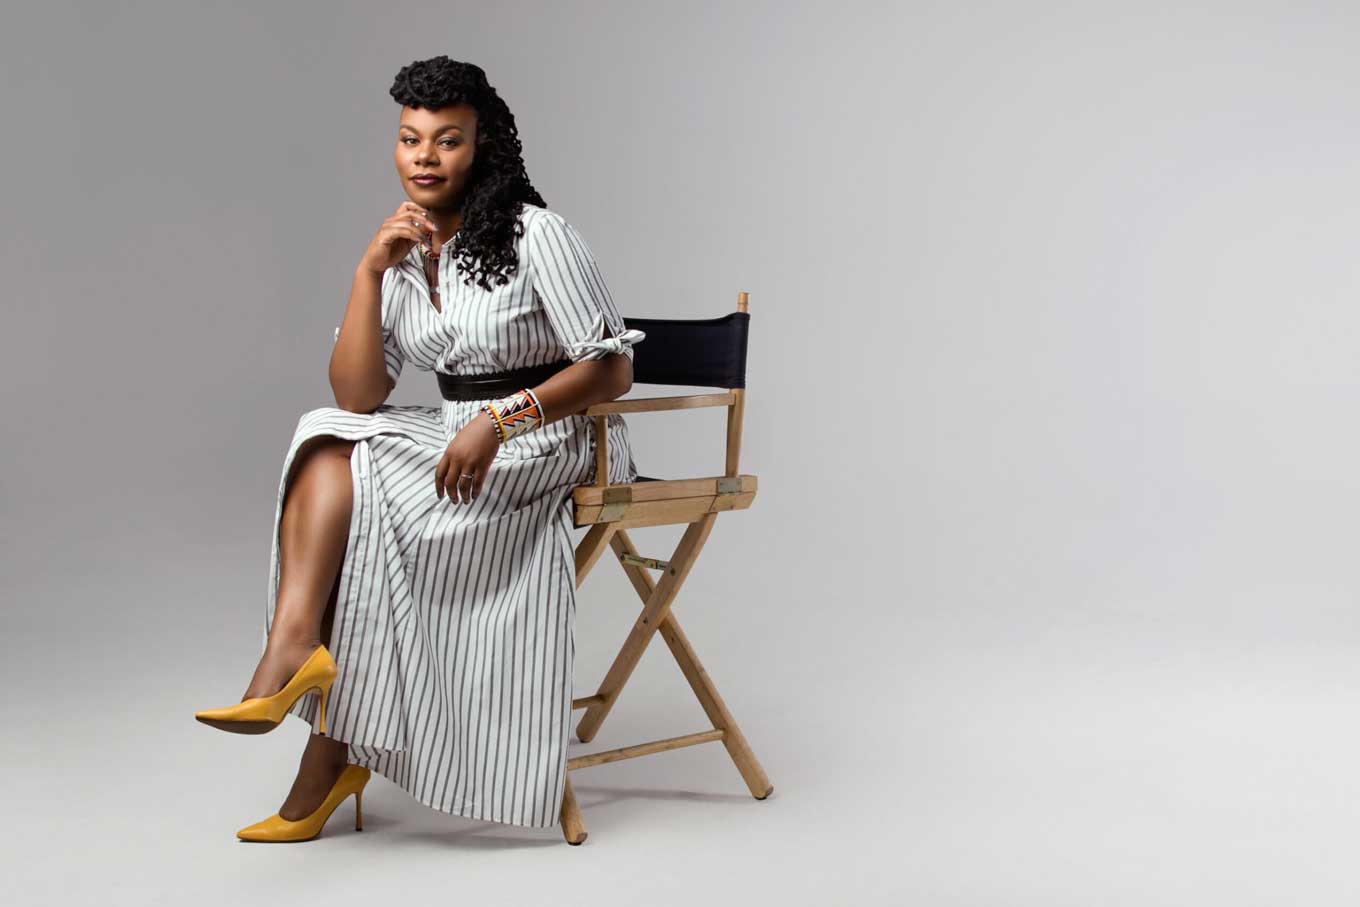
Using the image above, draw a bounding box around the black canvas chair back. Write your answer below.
[623,312,750,389]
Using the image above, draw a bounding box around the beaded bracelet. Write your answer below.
[480,388,544,444]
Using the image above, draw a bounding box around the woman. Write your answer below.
[194,55,645,841]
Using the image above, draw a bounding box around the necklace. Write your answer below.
[419,228,458,300]
[422,254,439,295]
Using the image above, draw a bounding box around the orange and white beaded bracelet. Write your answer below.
[479,388,545,443]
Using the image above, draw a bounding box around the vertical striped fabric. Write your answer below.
[263,203,644,828]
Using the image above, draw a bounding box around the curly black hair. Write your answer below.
[389,56,547,291]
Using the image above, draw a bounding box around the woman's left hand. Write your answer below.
[435,412,501,504]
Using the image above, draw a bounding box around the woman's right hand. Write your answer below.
[358,201,439,275]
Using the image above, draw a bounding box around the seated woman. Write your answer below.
[194,54,645,841]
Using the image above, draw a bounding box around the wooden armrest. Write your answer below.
[578,392,737,416]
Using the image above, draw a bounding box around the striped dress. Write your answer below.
[261,202,645,828]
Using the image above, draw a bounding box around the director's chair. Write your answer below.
[558,290,773,845]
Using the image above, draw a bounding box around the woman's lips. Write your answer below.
[412,176,445,185]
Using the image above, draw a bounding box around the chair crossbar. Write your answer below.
[566,729,726,770]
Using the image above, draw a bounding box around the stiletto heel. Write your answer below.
[236,764,372,843]
[195,645,338,735]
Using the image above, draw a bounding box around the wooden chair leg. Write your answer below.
[658,610,773,799]
[605,526,772,798]
[574,515,716,743]
[573,521,617,586]
[559,773,587,845]
[564,509,775,844]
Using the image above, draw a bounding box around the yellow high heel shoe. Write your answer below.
[195,645,338,735]
[236,764,371,842]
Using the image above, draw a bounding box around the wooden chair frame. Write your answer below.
[556,291,773,844]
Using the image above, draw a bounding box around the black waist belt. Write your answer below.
[435,359,573,401]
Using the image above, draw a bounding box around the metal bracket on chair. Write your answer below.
[599,486,632,522]
[619,552,670,571]
[716,476,742,495]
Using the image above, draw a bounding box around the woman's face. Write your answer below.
[394,103,478,209]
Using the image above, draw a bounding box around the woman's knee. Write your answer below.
[283,435,357,505]
[295,435,356,471]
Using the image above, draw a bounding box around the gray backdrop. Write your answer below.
[3,1,1356,904]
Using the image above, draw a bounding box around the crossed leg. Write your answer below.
[242,434,358,821]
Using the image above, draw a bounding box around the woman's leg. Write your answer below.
[243,434,355,700]
[242,435,356,820]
